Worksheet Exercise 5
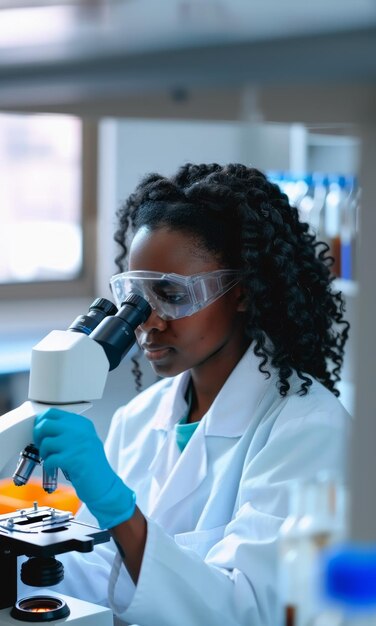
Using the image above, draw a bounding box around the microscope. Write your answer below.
[0,294,151,624]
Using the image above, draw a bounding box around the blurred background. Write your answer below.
[0,0,375,540]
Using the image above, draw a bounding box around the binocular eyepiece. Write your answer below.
[69,293,151,370]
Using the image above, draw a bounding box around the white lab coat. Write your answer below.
[18,345,351,626]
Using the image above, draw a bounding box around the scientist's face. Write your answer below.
[129,226,248,378]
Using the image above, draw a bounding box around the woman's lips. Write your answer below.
[142,345,173,361]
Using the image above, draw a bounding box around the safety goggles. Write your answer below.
[110,269,241,320]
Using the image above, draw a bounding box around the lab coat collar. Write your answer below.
[150,343,277,439]
[204,346,278,437]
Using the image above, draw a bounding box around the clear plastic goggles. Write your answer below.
[110,269,241,320]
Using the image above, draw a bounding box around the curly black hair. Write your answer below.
[114,163,349,397]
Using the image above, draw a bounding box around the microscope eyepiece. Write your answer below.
[68,298,118,335]
[89,293,151,370]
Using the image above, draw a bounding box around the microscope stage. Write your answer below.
[0,506,110,557]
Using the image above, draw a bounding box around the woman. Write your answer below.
[32,163,350,625]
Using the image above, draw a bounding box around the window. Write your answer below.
[0,113,97,300]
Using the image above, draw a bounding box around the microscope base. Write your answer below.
[0,593,113,625]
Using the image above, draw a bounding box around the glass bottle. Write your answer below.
[278,474,347,626]
[278,481,306,626]
[324,176,343,278]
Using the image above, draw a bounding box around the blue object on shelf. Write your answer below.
[323,544,376,608]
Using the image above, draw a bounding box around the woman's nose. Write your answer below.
[138,307,167,332]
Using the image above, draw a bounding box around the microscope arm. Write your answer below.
[0,400,90,476]
[0,329,110,476]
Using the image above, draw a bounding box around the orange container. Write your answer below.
[0,478,81,515]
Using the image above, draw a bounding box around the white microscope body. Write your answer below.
[0,295,151,625]
[1,329,109,475]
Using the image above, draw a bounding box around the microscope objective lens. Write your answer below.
[13,444,41,486]
[42,466,58,494]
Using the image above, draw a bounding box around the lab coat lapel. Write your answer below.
[148,423,207,520]
[148,430,180,490]
[147,371,190,491]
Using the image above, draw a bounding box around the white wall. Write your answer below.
[96,118,244,298]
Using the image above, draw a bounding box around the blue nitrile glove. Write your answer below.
[33,407,136,529]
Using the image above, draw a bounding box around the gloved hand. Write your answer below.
[33,408,136,529]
